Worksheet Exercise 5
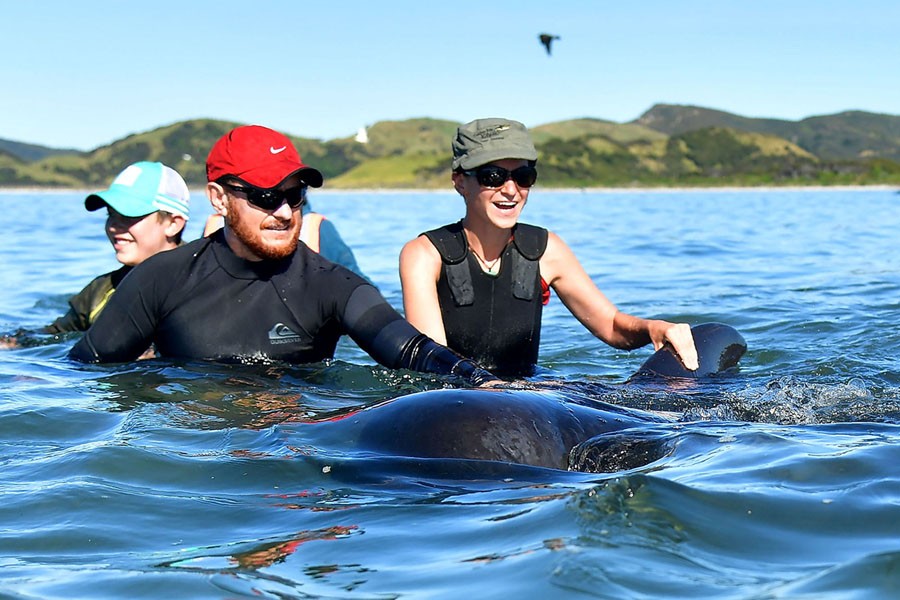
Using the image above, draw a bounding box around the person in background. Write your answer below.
[398,117,699,377]
[0,161,189,349]
[69,125,495,387]
[203,199,365,277]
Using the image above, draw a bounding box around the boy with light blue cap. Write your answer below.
[1,161,190,348]
[85,161,190,219]
[71,161,190,329]
[85,160,190,251]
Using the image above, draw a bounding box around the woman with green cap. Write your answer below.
[399,117,698,377]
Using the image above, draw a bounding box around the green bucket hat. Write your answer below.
[85,161,190,220]
[451,118,538,171]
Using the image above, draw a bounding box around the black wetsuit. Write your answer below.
[424,221,548,377]
[44,266,132,333]
[69,230,493,385]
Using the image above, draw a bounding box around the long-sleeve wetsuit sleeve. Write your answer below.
[4,273,114,347]
[45,269,121,335]
[68,267,160,363]
[43,307,89,334]
[340,284,496,386]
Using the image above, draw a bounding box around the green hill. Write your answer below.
[329,153,448,189]
[11,119,331,187]
[537,126,831,187]
[2,109,899,189]
[313,118,457,184]
[532,118,666,145]
[658,128,818,182]
[634,104,900,161]
[0,138,79,162]
[353,118,458,156]
[633,104,793,137]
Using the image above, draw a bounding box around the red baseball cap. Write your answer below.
[206,125,323,188]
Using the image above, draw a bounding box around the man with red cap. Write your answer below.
[70,125,495,386]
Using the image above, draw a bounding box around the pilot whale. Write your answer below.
[631,322,747,380]
[352,388,670,470]
[319,323,747,472]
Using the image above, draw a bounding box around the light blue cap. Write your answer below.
[85,161,190,220]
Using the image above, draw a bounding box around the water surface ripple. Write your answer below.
[0,188,898,598]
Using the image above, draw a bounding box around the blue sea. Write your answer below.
[1,188,898,599]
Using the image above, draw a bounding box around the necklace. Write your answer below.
[466,230,512,276]
[470,246,502,275]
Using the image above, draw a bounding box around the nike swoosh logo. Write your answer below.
[270,146,287,154]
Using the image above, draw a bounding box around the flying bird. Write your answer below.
[538,33,560,56]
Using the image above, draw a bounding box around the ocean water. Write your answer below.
[0,188,898,599]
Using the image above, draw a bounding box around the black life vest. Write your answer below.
[423,221,548,377]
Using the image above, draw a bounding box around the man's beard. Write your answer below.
[227,208,300,261]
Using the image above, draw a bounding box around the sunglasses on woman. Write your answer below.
[463,165,538,189]
[220,181,307,211]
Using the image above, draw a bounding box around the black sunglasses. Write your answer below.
[463,165,538,189]
[220,181,307,211]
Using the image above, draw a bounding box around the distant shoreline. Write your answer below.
[320,184,899,194]
[0,184,896,195]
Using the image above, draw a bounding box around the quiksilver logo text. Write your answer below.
[268,323,301,345]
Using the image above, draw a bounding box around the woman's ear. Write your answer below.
[451,171,466,197]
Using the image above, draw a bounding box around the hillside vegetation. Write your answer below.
[634,104,900,162]
[2,106,899,189]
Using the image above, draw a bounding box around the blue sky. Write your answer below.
[3,0,898,150]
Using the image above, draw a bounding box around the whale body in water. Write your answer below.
[318,323,747,472]
[353,388,669,470]
[631,322,747,380]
